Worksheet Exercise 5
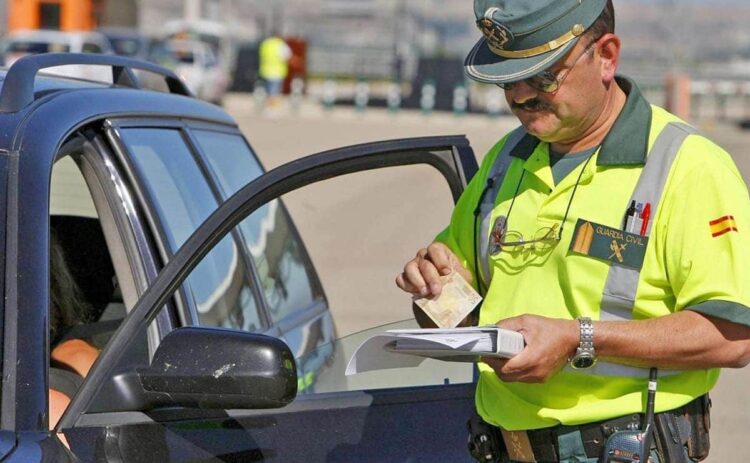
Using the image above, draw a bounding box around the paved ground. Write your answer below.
[224,94,750,462]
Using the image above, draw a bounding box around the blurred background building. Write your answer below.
[1,0,749,119]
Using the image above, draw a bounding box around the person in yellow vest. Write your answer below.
[396,1,750,461]
[259,34,292,106]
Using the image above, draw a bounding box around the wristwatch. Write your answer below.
[570,317,597,369]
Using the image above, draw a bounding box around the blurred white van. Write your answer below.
[149,39,229,104]
[4,30,114,82]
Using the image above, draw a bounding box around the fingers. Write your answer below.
[483,316,577,383]
[482,353,546,384]
[395,243,464,297]
[422,244,456,276]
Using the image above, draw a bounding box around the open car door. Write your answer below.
[58,135,480,462]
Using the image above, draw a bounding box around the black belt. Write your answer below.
[501,404,694,462]
[520,413,643,461]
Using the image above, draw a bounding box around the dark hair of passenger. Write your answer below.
[50,230,93,346]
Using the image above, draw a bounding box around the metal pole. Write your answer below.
[185,0,201,22]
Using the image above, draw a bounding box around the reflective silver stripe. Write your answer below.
[585,122,697,378]
[477,127,526,288]
[600,122,697,322]
[564,359,681,377]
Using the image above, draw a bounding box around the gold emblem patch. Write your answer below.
[477,18,513,50]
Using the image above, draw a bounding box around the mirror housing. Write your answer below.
[136,327,297,410]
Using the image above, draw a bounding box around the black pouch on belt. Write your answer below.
[653,394,712,462]
[683,394,711,461]
[467,409,505,463]
[653,411,690,462]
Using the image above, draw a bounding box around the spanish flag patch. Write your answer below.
[710,215,738,237]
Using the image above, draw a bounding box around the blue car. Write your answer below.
[0,53,480,461]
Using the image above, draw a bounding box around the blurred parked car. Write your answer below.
[149,39,229,104]
[98,27,153,60]
[3,29,113,82]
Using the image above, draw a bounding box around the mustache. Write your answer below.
[512,99,553,112]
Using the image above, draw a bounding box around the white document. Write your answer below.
[345,326,525,375]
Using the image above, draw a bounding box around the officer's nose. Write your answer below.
[509,80,539,105]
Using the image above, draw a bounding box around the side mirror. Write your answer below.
[136,327,297,410]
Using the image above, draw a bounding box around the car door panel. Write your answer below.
[65,383,474,462]
[61,135,479,461]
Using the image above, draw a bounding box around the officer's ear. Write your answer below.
[595,33,621,85]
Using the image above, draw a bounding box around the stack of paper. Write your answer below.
[346,326,525,375]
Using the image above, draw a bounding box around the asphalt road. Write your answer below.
[225,94,750,462]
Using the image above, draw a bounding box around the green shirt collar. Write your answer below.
[509,76,652,166]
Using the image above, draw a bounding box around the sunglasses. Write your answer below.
[495,40,596,94]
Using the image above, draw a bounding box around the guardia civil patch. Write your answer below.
[569,219,648,270]
[709,215,738,237]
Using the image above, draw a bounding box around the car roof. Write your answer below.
[0,53,234,139]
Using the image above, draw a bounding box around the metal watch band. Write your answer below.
[578,316,594,352]
[570,316,597,369]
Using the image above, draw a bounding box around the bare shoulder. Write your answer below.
[51,338,99,377]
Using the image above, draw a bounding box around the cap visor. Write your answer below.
[464,37,578,84]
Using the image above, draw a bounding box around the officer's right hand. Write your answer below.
[395,242,472,298]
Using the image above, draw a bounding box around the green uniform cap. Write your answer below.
[465,0,607,84]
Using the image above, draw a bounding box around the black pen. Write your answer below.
[623,200,636,231]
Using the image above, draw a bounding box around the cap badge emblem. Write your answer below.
[477,17,514,50]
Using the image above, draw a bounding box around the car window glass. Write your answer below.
[82,42,103,53]
[49,152,151,423]
[7,40,70,54]
[193,130,324,327]
[110,38,141,56]
[119,128,261,331]
[204,49,217,67]
[50,156,98,218]
[277,160,474,393]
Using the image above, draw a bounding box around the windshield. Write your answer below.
[7,40,70,54]
[109,38,143,57]
[295,319,474,395]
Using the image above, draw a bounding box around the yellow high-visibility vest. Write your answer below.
[259,36,290,81]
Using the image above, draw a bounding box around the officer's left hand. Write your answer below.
[481,315,578,383]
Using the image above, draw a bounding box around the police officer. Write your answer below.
[258,33,292,105]
[396,1,750,461]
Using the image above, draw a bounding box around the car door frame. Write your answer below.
[59,134,479,461]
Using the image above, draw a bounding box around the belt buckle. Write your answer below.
[500,429,537,463]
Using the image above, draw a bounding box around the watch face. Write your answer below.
[572,353,596,369]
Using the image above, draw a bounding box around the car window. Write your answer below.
[171,46,195,64]
[81,42,103,53]
[193,130,324,327]
[302,319,474,393]
[204,48,217,67]
[81,42,102,53]
[109,38,142,57]
[270,158,475,392]
[49,149,151,425]
[7,40,70,53]
[119,128,262,331]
